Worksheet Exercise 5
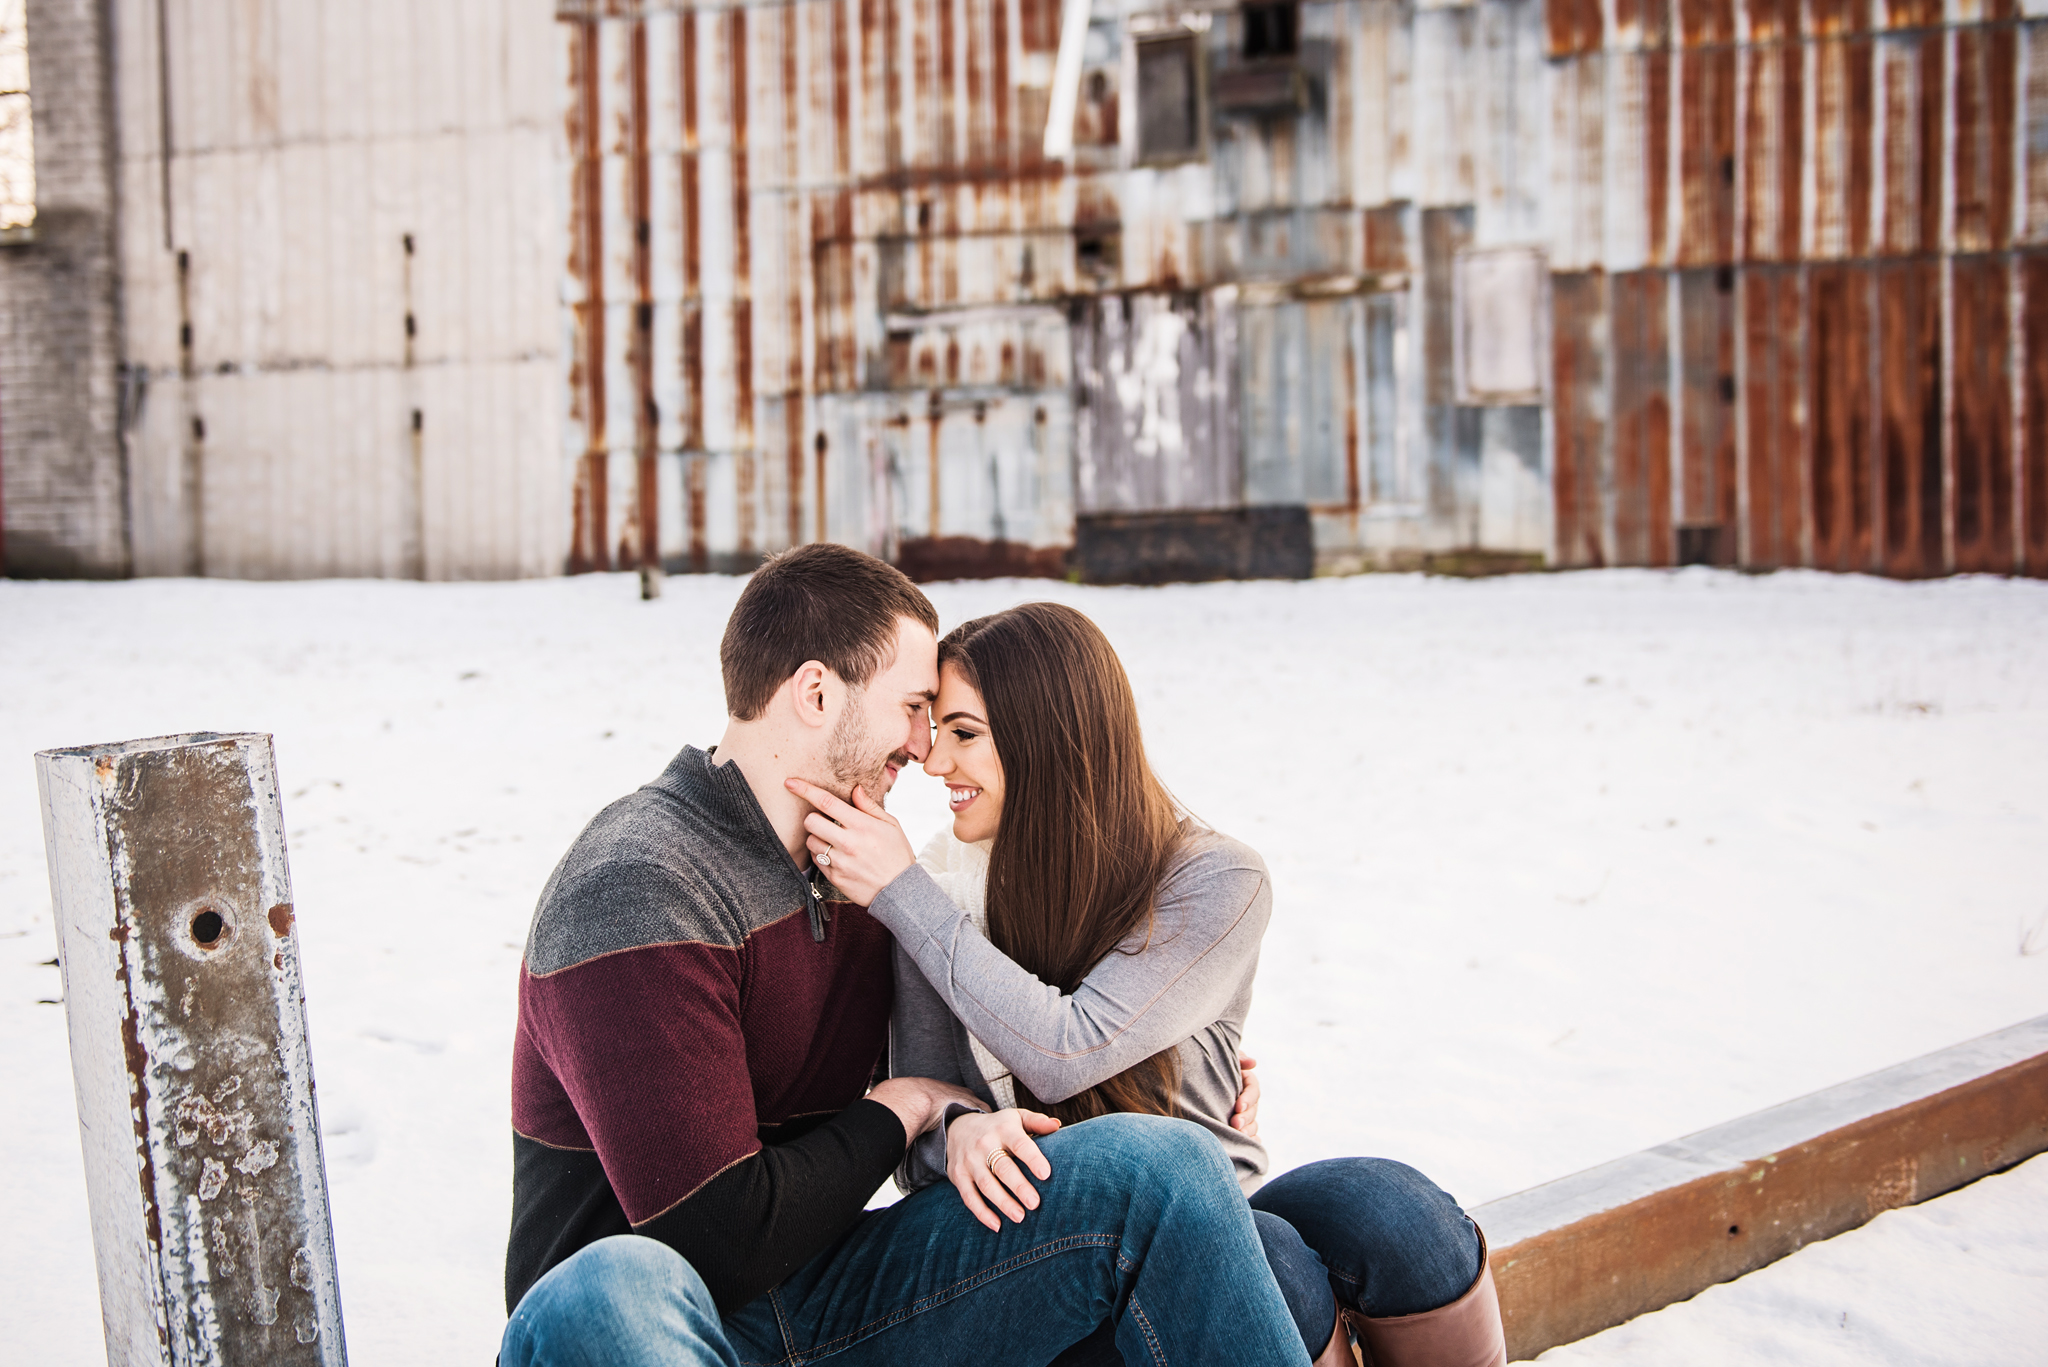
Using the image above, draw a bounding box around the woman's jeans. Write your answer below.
[1053,1156,1483,1364]
[500,1113,1314,1367]
[1252,1158,1484,1347]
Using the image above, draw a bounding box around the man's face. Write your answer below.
[820,616,938,805]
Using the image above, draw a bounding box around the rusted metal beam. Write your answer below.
[1478,1014,2048,1363]
[37,733,346,1367]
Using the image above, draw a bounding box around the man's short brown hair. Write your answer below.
[720,544,940,720]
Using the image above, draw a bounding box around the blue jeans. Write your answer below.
[501,1113,1312,1367]
[1052,1156,1483,1364]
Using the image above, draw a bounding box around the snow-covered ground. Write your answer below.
[1,569,2043,1364]
[1537,1151,2048,1366]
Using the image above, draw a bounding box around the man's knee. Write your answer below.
[503,1236,727,1367]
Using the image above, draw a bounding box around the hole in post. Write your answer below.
[191,908,228,949]
[1727,1224,1741,1237]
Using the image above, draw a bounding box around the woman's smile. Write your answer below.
[925,662,1004,842]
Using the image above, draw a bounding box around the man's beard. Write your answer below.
[823,699,909,805]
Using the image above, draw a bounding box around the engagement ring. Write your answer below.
[816,849,832,867]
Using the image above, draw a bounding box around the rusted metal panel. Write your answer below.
[2025,22,2048,244]
[1481,1014,2048,1362]
[1551,271,1609,567]
[1363,285,1418,505]
[1875,259,1944,574]
[1876,34,1943,256]
[1240,293,1345,507]
[1952,253,2018,569]
[1807,0,1873,36]
[1679,0,1737,48]
[1811,37,1877,260]
[1646,49,1673,263]
[1073,290,1239,515]
[1883,0,1946,28]
[1550,49,1607,272]
[1738,266,1809,568]
[37,733,347,1366]
[1614,0,1672,51]
[1678,47,1738,265]
[1677,268,1737,560]
[1739,40,1804,262]
[1547,0,1605,59]
[1808,262,1877,570]
[1952,24,2019,253]
[1611,269,1674,565]
[1743,0,1802,44]
[2025,250,2048,569]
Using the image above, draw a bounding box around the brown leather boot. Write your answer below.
[1343,1227,1507,1367]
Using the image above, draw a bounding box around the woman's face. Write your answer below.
[924,663,1005,843]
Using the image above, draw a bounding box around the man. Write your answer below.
[501,544,1310,1367]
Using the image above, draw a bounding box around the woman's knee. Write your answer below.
[1251,1157,1480,1317]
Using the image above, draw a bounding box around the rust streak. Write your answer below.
[682,11,704,452]
[576,19,609,573]
[631,19,659,573]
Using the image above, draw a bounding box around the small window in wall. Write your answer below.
[1135,34,1200,164]
[1241,2,1299,60]
[0,0,32,235]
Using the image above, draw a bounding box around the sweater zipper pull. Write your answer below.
[806,877,826,942]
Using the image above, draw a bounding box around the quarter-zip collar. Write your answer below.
[651,745,835,941]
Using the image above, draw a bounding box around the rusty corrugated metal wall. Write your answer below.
[1548,0,2048,576]
[559,0,1082,576]
[90,0,2035,580]
[558,0,1563,579]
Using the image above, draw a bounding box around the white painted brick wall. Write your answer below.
[0,0,126,577]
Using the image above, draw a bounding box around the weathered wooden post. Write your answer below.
[37,733,347,1366]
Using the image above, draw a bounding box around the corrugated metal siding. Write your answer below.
[1545,0,2048,576]
[559,0,1566,579]
[33,0,2033,579]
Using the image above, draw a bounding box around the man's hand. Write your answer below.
[866,1076,987,1148]
[784,777,918,905]
[1230,1054,1260,1139]
[945,1108,1062,1232]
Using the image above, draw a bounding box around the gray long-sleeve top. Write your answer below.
[876,824,1272,1193]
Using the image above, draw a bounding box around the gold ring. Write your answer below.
[986,1146,1014,1175]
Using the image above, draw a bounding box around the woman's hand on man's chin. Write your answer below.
[944,1108,1062,1232]
[784,777,918,904]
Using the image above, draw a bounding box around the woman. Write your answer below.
[787,603,1504,1367]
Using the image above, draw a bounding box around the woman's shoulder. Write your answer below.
[1156,823,1271,918]
[1167,821,1270,881]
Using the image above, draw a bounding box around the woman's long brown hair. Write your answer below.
[939,602,1185,1124]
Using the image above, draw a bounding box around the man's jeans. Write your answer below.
[501,1113,1313,1367]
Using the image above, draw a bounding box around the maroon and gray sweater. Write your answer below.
[506,746,904,1315]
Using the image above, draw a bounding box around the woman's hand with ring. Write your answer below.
[784,778,917,905]
[944,1107,1061,1231]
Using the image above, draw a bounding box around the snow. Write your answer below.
[1,568,2043,1364]
[1536,1152,2048,1366]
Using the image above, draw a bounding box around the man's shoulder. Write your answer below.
[525,780,762,974]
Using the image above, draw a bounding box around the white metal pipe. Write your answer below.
[1043,0,1093,161]
[37,732,347,1367]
